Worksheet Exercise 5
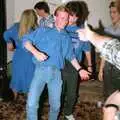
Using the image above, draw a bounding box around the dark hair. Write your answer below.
[34,1,50,14]
[79,1,89,20]
[109,1,116,8]
[116,0,120,14]
[65,1,89,26]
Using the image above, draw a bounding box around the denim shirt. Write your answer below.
[22,26,75,69]
[65,25,91,62]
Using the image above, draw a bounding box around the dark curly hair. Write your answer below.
[116,0,120,14]
[65,1,89,26]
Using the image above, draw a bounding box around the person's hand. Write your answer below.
[76,21,94,41]
[79,69,91,80]
[34,51,48,62]
[7,42,15,51]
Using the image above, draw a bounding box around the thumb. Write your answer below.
[84,20,90,35]
[84,20,94,40]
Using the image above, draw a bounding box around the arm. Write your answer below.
[24,41,48,62]
[85,51,92,73]
[98,58,105,81]
[7,42,15,51]
[63,35,91,80]
[77,27,111,51]
[82,41,92,72]
[103,90,120,120]
[70,58,91,80]
[22,27,48,61]
[77,22,120,70]
[3,23,18,51]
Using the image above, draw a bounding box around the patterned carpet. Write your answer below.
[0,81,103,120]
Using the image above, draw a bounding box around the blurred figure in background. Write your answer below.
[34,1,54,27]
[98,1,120,99]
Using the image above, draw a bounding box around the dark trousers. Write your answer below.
[104,62,120,99]
[61,60,78,115]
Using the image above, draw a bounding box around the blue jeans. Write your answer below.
[26,65,62,120]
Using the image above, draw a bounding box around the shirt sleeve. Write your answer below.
[82,41,91,52]
[3,23,18,43]
[22,27,46,46]
[62,35,75,61]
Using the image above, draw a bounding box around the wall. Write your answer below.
[6,0,15,62]
[13,0,112,27]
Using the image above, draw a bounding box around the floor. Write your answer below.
[0,80,104,120]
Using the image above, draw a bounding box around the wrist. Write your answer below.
[88,65,92,68]
[77,67,83,72]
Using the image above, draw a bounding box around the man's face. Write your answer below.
[68,14,77,25]
[55,11,69,29]
[35,8,45,17]
[110,7,120,25]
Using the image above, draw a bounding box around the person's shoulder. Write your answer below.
[35,26,53,35]
[37,26,52,31]
[9,22,19,29]
[6,22,19,33]
[13,22,19,27]
[61,30,72,41]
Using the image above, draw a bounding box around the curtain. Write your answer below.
[0,0,9,100]
[0,0,7,67]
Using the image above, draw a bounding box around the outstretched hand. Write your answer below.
[76,21,94,41]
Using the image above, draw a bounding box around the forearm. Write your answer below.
[99,58,105,72]
[88,31,112,51]
[7,43,14,51]
[24,41,48,62]
[24,41,39,56]
[85,51,92,66]
[70,58,81,71]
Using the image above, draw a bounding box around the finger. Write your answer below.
[87,71,92,75]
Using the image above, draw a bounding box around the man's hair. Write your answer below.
[116,0,120,14]
[34,1,50,14]
[109,1,116,8]
[65,1,89,26]
[79,1,89,21]
[54,5,69,16]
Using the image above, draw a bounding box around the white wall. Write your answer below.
[6,0,15,28]
[6,0,15,62]
[86,0,111,27]
[6,0,112,62]
[6,0,112,28]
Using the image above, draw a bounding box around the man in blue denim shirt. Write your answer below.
[23,6,90,120]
